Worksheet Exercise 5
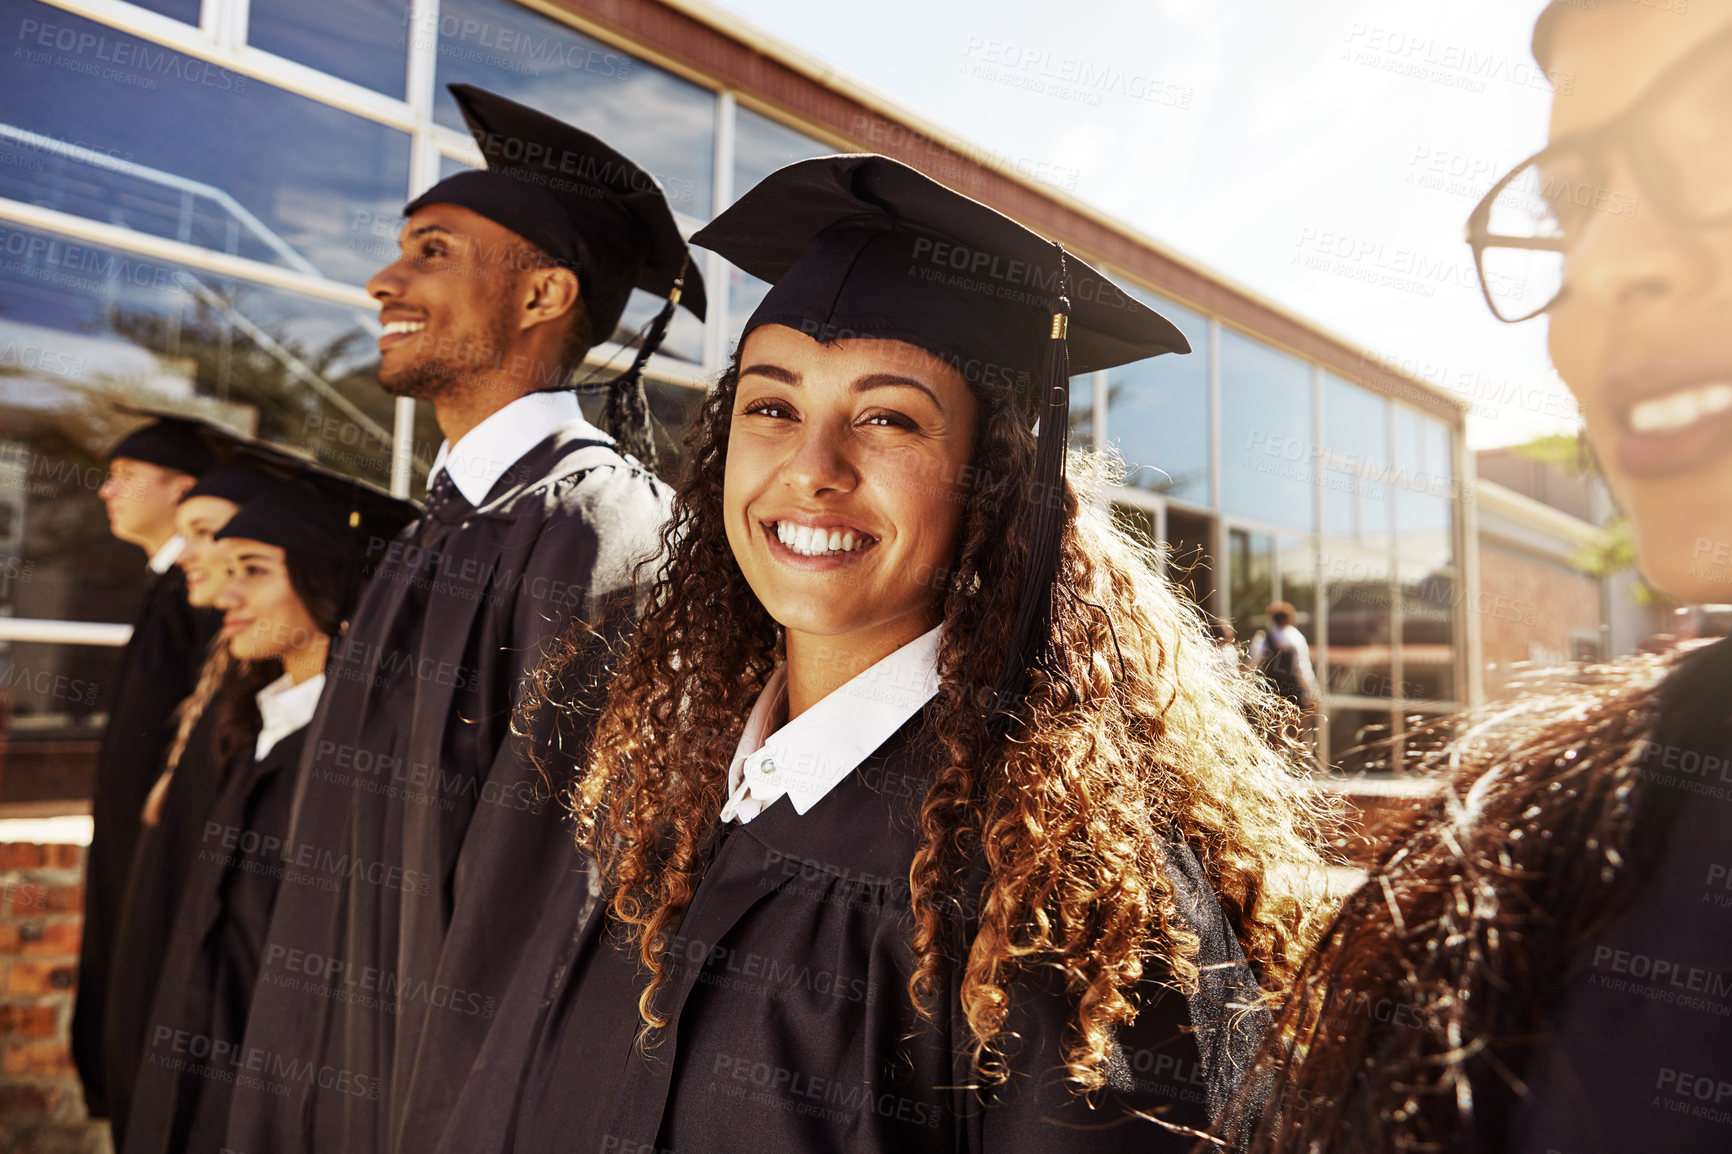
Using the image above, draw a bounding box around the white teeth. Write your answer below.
[381,320,426,336]
[1629,382,1732,434]
[771,522,871,557]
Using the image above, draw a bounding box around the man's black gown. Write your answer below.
[226,425,667,1154]
[73,563,216,1117]
[437,716,1269,1154]
[122,720,310,1154]
[103,695,226,1139]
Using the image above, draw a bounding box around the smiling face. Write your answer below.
[213,538,323,664]
[723,324,979,660]
[1545,1,1732,601]
[365,203,579,404]
[174,495,241,607]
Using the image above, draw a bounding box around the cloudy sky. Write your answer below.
[707,0,1570,448]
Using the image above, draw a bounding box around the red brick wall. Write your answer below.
[1479,543,1602,698]
[0,842,107,1153]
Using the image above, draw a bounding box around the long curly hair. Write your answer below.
[528,350,1337,1089]
[1225,636,1732,1153]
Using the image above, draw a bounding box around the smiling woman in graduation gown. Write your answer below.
[468,155,1333,1154]
[122,477,414,1154]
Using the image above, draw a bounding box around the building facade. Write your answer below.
[0,0,1475,805]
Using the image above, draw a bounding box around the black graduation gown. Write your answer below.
[121,721,308,1154]
[74,563,217,1117]
[226,424,667,1154]
[1509,638,1732,1154]
[479,717,1268,1154]
[104,695,227,1140]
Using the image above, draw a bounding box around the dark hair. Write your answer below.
[211,657,286,767]
[1227,636,1732,1152]
[208,547,342,766]
[1267,601,1295,627]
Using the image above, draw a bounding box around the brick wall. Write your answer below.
[1479,543,1602,699]
[0,842,109,1154]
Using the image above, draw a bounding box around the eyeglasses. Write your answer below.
[1465,22,1732,323]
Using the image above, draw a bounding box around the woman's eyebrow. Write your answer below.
[740,363,799,384]
[853,373,943,411]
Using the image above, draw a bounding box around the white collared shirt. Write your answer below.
[254,672,326,761]
[426,391,605,507]
[149,534,185,574]
[720,625,942,825]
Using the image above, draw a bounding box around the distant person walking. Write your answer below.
[1246,601,1318,717]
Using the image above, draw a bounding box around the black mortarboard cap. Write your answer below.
[404,85,707,468]
[216,473,416,628]
[108,416,222,477]
[691,153,1189,736]
[182,462,280,507]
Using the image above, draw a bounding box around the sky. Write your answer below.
[705,0,1573,449]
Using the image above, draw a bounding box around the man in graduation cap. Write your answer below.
[226,84,705,1154]
[73,416,219,1119]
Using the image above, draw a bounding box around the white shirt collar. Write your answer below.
[720,625,942,825]
[426,392,604,507]
[254,672,326,761]
[148,534,185,574]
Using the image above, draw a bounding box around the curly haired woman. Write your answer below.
[483,155,1333,1154]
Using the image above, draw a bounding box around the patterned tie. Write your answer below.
[423,468,463,522]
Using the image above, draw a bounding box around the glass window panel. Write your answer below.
[1394,486,1454,575]
[1277,534,1317,638]
[0,642,128,806]
[726,266,770,350]
[1425,417,1454,485]
[1220,331,1314,531]
[433,0,714,219]
[439,153,478,181]
[1107,291,1209,504]
[1400,570,1456,703]
[732,105,832,203]
[249,0,410,97]
[1,1,412,287]
[1227,527,1273,643]
[117,0,201,23]
[0,222,415,494]
[1394,407,1453,490]
[1321,541,1393,698]
[1326,706,1397,774]
[1323,373,1389,471]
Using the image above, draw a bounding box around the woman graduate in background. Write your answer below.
[494,155,1333,1154]
[120,476,413,1154]
[102,459,279,1140]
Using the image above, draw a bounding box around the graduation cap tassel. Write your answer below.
[600,260,688,472]
[988,247,1073,741]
